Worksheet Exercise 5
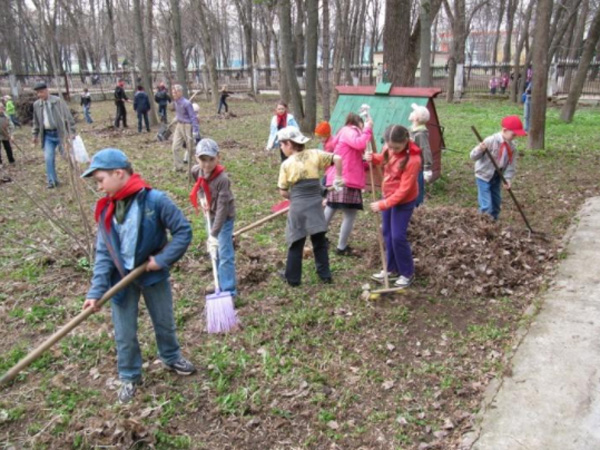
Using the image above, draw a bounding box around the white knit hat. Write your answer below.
[408,103,430,124]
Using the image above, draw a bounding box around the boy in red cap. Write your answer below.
[470,115,527,220]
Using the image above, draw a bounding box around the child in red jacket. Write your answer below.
[366,125,421,288]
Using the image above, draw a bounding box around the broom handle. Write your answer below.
[470,126,534,233]
[0,263,148,386]
[233,206,290,237]
[203,202,221,292]
[367,139,390,290]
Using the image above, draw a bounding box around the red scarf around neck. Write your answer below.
[497,141,514,167]
[276,113,287,130]
[189,165,225,213]
[94,173,152,232]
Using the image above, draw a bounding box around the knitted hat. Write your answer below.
[314,121,331,138]
[408,103,430,124]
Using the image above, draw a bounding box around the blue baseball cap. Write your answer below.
[81,148,131,178]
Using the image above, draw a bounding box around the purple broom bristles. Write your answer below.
[205,290,238,333]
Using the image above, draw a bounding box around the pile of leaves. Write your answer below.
[368,206,556,299]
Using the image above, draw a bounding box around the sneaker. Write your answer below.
[117,381,139,404]
[165,357,197,376]
[394,275,414,288]
[371,270,399,283]
[320,277,333,284]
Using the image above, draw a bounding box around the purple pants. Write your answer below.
[382,200,416,277]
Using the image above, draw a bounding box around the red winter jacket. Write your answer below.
[371,141,422,210]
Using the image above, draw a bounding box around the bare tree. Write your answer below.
[278,0,304,123]
[511,0,535,103]
[419,0,432,86]
[529,0,554,149]
[560,3,600,122]
[170,0,188,95]
[133,0,158,125]
[322,0,332,119]
[442,0,487,101]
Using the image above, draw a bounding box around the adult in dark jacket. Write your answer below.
[114,80,129,128]
[133,85,151,133]
[154,82,171,123]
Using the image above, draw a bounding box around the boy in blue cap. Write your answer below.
[81,148,196,404]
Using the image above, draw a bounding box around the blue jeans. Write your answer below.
[382,200,416,278]
[476,174,502,220]
[523,99,531,132]
[216,218,237,296]
[83,104,93,123]
[43,130,62,186]
[137,112,149,132]
[9,114,20,127]
[111,277,181,382]
[218,97,228,114]
[158,104,167,123]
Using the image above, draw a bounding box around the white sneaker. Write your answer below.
[394,275,413,288]
[370,270,399,283]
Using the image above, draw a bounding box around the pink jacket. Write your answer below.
[325,125,373,189]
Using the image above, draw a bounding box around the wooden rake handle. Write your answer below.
[0,263,148,387]
[233,207,290,238]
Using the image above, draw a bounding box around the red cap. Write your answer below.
[501,115,527,136]
[314,121,331,137]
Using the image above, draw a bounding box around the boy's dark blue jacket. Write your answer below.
[133,91,151,113]
[86,189,192,304]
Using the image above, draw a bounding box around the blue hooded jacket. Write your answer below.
[86,189,192,304]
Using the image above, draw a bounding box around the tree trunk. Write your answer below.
[502,0,518,64]
[145,0,154,71]
[133,0,158,125]
[383,0,411,86]
[528,0,554,149]
[105,0,119,70]
[278,0,304,123]
[562,0,588,91]
[322,0,331,119]
[510,0,535,103]
[419,0,432,86]
[196,0,219,106]
[170,0,188,96]
[302,0,318,131]
[491,0,507,70]
[560,4,600,122]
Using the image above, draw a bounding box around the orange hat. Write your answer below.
[314,121,331,137]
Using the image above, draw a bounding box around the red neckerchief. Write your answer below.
[276,113,287,130]
[94,174,152,232]
[189,165,225,213]
[497,141,513,166]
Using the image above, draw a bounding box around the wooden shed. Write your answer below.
[330,84,445,182]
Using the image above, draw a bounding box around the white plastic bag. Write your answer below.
[72,135,90,164]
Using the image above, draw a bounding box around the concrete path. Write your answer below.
[470,197,600,450]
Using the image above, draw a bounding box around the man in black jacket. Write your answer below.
[154,82,171,123]
[114,80,129,128]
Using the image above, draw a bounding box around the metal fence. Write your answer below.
[1,61,599,100]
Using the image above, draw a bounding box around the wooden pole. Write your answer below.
[367,139,389,290]
[233,207,289,238]
[0,263,148,387]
